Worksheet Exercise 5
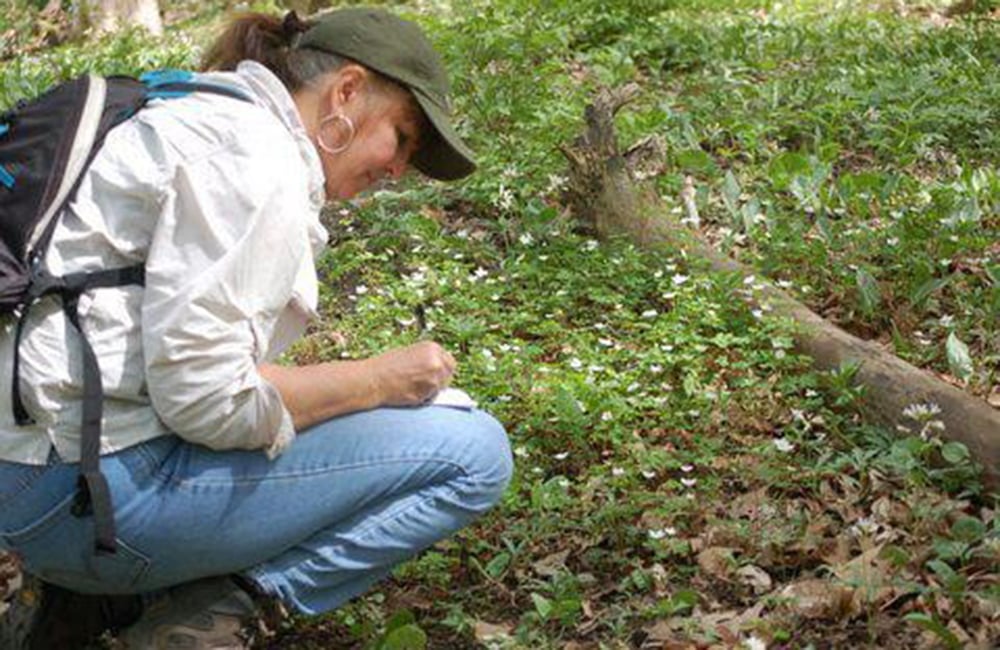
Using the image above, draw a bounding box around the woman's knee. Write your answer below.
[456,409,514,505]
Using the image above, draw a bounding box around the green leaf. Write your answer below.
[950,516,986,543]
[855,267,881,316]
[485,551,511,578]
[531,592,554,621]
[767,152,811,191]
[904,612,962,650]
[381,624,428,650]
[945,332,974,381]
[909,275,952,308]
[941,441,970,465]
[676,149,717,174]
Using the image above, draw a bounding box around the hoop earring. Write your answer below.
[317,113,355,155]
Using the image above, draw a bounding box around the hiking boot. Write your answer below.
[119,576,258,650]
[0,570,39,650]
[0,572,143,650]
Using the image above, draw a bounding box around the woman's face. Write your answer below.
[318,72,424,201]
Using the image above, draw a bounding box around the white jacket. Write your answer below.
[0,61,328,464]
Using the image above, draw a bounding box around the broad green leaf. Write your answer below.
[945,332,974,381]
[855,268,881,316]
[485,551,511,578]
[951,516,985,543]
[382,624,428,650]
[905,613,962,650]
[941,441,970,465]
[531,592,553,621]
[767,152,810,191]
[909,275,952,308]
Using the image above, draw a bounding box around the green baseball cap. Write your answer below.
[296,7,476,181]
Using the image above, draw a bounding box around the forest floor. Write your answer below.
[2,0,999,648]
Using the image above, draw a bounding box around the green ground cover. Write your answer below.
[3,0,998,648]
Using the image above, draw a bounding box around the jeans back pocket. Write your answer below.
[0,493,151,595]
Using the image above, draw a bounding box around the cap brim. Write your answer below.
[410,90,477,181]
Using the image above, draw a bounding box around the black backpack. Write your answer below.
[0,70,250,554]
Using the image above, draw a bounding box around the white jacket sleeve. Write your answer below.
[141,128,313,454]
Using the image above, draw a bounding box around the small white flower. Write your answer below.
[354,284,369,295]
[641,469,657,479]
[805,389,819,398]
[649,364,663,374]
[513,446,529,458]
[773,438,795,453]
[743,275,756,285]
[598,338,614,347]
[751,309,764,319]
[680,478,697,488]
[648,527,677,540]
[481,349,495,359]
[494,183,515,211]
[568,358,583,370]
[680,464,695,473]
[601,411,613,422]
[641,309,658,318]
[473,267,489,279]
[776,279,794,289]
[553,452,569,461]
[902,402,942,421]
[626,382,640,393]
[671,274,689,286]
[584,239,599,251]
[519,232,535,246]
[744,635,767,650]
[612,467,625,477]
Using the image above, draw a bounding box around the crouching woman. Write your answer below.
[0,7,513,649]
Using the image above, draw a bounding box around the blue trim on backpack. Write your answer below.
[146,90,195,100]
[0,165,14,189]
[0,124,8,138]
[139,69,195,87]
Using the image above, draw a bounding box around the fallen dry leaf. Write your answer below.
[780,578,855,620]
[736,564,773,594]
[473,620,514,644]
[697,547,736,580]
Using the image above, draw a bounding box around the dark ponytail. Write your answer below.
[201,11,344,92]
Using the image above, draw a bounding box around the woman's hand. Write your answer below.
[367,341,456,407]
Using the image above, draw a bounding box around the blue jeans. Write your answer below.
[0,406,513,614]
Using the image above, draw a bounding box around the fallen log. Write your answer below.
[560,85,1000,490]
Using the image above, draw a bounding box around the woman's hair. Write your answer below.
[201,12,349,92]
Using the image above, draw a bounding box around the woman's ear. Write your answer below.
[325,65,368,114]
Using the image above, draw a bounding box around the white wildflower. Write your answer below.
[680,464,695,473]
[568,358,583,370]
[519,232,535,246]
[553,452,569,461]
[671,274,689,286]
[611,467,625,477]
[680,478,697,488]
[773,438,795,453]
[641,309,658,318]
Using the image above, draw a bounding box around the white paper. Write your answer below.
[429,387,477,410]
